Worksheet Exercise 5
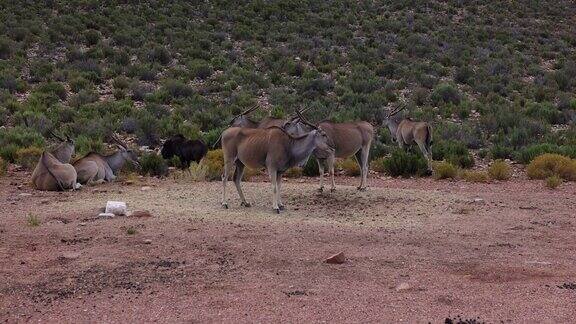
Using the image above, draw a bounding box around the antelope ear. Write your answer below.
[115,144,126,151]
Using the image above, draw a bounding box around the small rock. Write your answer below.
[105,201,127,216]
[98,212,115,219]
[124,180,135,185]
[92,188,107,193]
[129,210,153,218]
[141,186,152,191]
[143,239,152,244]
[473,198,484,203]
[18,193,32,197]
[62,252,81,260]
[40,200,50,205]
[395,282,411,291]
[325,252,346,264]
[79,222,87,226]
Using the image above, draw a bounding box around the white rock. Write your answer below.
[395,282,411,291]
[105,201,127,215]
[98,212,115,218]
[143,239,152,244]
[141,186,152,191]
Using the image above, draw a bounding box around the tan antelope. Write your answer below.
[30,131,78,191]
[220,111,334,213]
[383,105,433,170]
[283,112,374,192]
[73,134,140,184]
[31,151,78,191]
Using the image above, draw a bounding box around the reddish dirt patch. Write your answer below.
[0,171,575,322]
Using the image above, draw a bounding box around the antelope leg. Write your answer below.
[221,159,234,209]
[417,141,433,170]
[328,155,336,192]
[361,145,370,189]
[269,168,280,213]
[277,171,285,210]
[233,162,250,207]
[317,158,325,192]
[355,150,365,190]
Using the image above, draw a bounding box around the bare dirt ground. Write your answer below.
[1,170,575,323]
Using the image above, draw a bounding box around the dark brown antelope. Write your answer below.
[73,134,140,185]
[383,105,433,169]
[31,151,77,191]
[283,111,374,192]
[220,112,334,213]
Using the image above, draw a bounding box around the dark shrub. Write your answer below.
[432,140,474,168]
[35,82,67,100]
[163,80,194,99]
[139,153,168,177]
[302,157,320,176]
[490,144,514,160]
[431,83,461,105]
[147,46,171,65]
[0,37,13,59]
[69,77,91,93]
[188,59,213,79]
[514,143,576,164]
[382,149,429,178]
[84,29,100,46]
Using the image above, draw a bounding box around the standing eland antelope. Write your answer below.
[382,105,433,170]
[220,111,335,213]
[73,134,140,185]
[283,111,374,192]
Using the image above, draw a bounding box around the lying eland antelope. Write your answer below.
[220,111,334,213]
[31,151,77,191]
[283,111,374,192]
[383,105,433,170]
[48,130,74,163]
[73,134,140,184]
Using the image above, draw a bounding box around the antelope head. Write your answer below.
[50,130,75,163]
[111,133,141,169]
[295,109,334,157]
[228,105,259,128]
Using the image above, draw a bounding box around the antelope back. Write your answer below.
[318,121,373,158]
[32,152,77,191]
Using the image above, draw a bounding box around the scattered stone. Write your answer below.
[143,239,152,244]
[395,282,411,291]
[79,222,87,226]
[141,186,152,191]
[472,198,484,203]
[98,212,115,219]
[40,200,49,205]
[105,201,127,216]
[325,252,346,264]
[92,188,107,193]
[62,252,81,260]
[124,180,135,185]
[129,210,153,218]
[18,193,32,197]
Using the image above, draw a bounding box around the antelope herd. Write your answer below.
[28,105,433,213]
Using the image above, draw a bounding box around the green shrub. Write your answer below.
[284,167,303,178]
[35,82,67,100]
[526,153,576,181]
[139,152,168,177]
[432,161,458,180]
[188,59,213,79]
[163,80,194,99]
[336,157,360,176]
[546,175,562,189]
[69,77,91,93]
[490,144,514,160]
[15,146,43,169]
[74,135,104,157]
[460,170,490,183]
[431,83,461,105]
[514,143,576,164]
[84,29,100,46]
[432,140,474,168]
[488,160,512,180]
[302,157,320,176]
[0,157,7,176]
[370,157,387,173]
[203,149,224,180]
[382,149,429,178]
[147,46,171,65]
[0,127,45,161]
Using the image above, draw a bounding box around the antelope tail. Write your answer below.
[426,124,433,145]
[41,152,65,191]
[212,133,223,149]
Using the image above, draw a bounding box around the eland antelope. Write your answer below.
[73,134,140,184]
[283,111,374,192]
[31,151,77,191]
[220,111,334,213]
[383,105,433,169]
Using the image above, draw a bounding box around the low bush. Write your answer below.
[432,161,458,180]
[370,157,387,173]
[432,140,474,168]
[546,175,562,189]
[188,162,208,181]
[74,135,104,157]
[488,160,512,180]
[382,149,429,178]
[139,152,168,177]
[460,170,490,183]
[284,167,303,178]
[15,146,43,169]
[336,157,360,176]
[526,153,576,181]
[490,144,514,160]
[302,157,320,176]
[514,143,576,164]
[203,149,224,180]
[0,157,7,176]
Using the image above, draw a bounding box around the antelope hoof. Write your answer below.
[317,187,324,193]
[330,187,336,192]
[273,208,281,214]
[425,169,433,176]
[357,187,367,192]
[241,202,251,207]
[222,203,229,209]
[279,205,285,211]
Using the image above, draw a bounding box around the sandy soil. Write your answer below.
[0,171,575,323]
